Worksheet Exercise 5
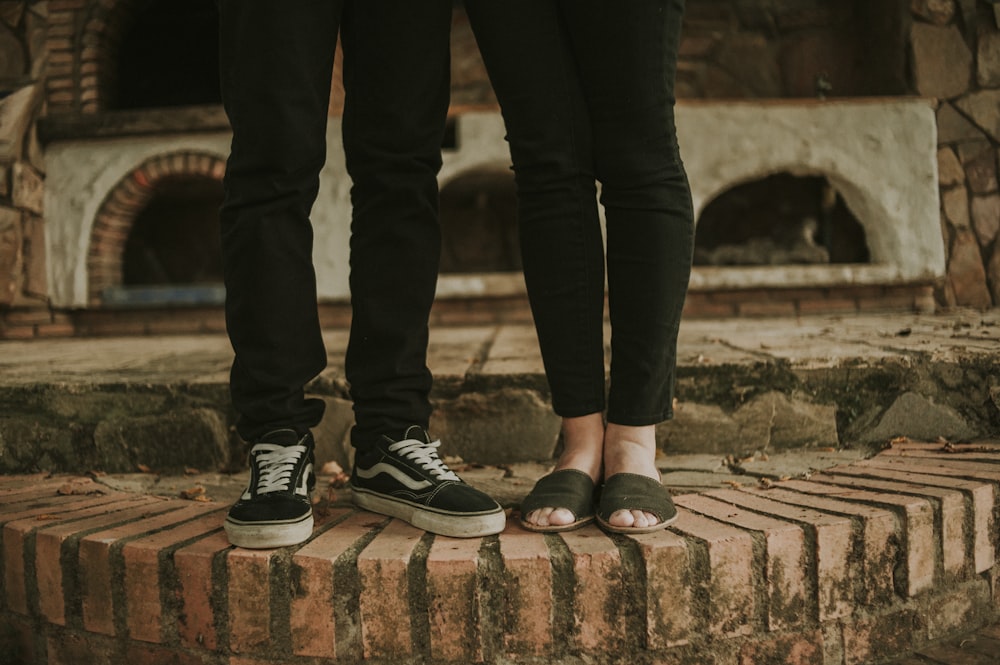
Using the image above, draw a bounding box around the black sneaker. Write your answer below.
[224,429,315,549]
[350,426,506,538]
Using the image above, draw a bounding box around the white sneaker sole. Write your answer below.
[352,488,506,538]
[224,513,314,549]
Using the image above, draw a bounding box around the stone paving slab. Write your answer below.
[0,309,998,476]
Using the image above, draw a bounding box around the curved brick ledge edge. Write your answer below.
[1,440,999,665]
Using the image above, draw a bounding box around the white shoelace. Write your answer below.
[251,443,308,494]
[388,438,460,482]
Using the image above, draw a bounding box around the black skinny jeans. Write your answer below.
[218,0,452,448]
[465,0,694,425]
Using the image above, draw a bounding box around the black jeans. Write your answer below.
[465,0,694,425]
[218,0,452,448]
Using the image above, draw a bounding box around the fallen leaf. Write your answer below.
[758,477,775,489]
[722,480,743,488]
[137,464,153,474]
[35,514,61,521]
[179,486,206,500]
[184,467,201,475]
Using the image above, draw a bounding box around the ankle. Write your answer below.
[603,424,659,480]
[553,414,604,481]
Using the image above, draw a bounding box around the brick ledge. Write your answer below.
[2,440,999,664]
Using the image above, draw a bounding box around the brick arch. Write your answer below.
[44,0,126,114]
[86,150,227,304]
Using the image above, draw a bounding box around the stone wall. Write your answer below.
[0,1,56,338]
[917,0,1000,308]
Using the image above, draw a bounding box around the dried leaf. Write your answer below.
[184,467,201,476]
[35,514,61,521]
[758,477,775,489]
[57,480,103,496]
[722,480,743,488]
[179,486,206,500]
[191,495,212,502]
[137,464,153,474]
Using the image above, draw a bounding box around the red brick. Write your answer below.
[858,455,1000,482]
[426,534,483,662]
[174,531,232,650]
[670,506,756,638]
[739,629,824,665]
[121,508,226,644]
[741,486,898,607]
[924,579,992,641]
[561,526,625,652]
[706,488,854,621]
[775,480,935,597]
[46,630,116,665]
[357,519,424,659]
[843,610,918,665]
[737,301,798,317]
[0,474,67,497]
[676,494,808,631]
[2,493,129,615]
[80,502,215,636]
[227,547,277,655]
[798,298,858,314]
[498,524,553,656]
[289,509,375,658]
[0,614,37,664]
[840,460,996,573]
[631,528,692,648]
[124,641,208,665]
[29,496,165,624]
[814,472,968,578]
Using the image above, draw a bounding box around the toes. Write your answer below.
[608,509,660,529]
[608,509,635,528]
[526,507,576,527]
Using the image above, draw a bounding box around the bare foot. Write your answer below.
[603,423,661,529]
[523,413,603,528]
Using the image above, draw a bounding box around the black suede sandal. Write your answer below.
[596,473,677,534]
[518,469,597,533]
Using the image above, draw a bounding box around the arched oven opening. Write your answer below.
[694,173,869,268]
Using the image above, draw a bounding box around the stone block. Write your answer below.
[92,408,229,473]
[973,194,1000,248]
[956,90,1000,142]
[0,211,21,306]
[0,416,79,473]
[312,395,354,471]
[657,402,741,454]
[938,147,965,186]
[732,391,839,450]
[910,23,972,99]
[739,630,824,665]
[21,213,45,298]
[937,102,986,143]
[911,0,956,25]
[430,388,560,464]
[947,227,993,308]
[989,243,1000,305]
[842,610,919,665]
[959,141,998,194]
[860,391,979,444]
[978,25,1000,87]
[0,85,37,161]
[942,185,970,229]
[11,162,43,214]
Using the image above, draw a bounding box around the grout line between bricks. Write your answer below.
[544,532,574,660]
[612,534,650,652]
[406,531,434,658]
[333,514,389,662]
[477,535,503,663]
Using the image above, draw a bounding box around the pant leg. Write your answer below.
[218,0,342,440]
[562,0,694,426]
[465,0,608,418]
[340,0,453,450]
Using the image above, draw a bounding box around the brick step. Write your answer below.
[2,440,1000,665]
